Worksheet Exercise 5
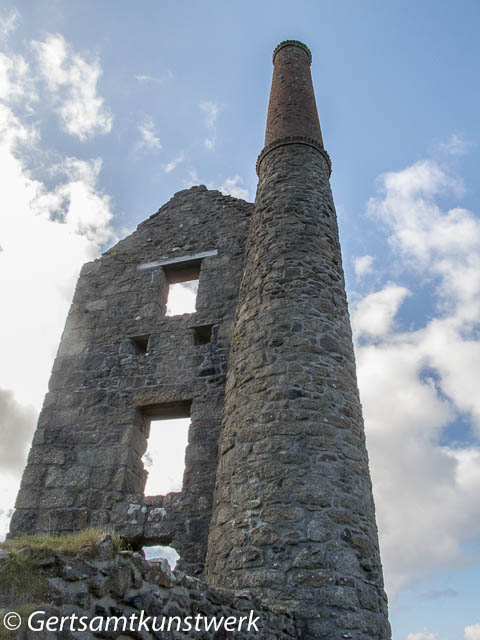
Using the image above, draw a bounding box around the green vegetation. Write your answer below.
[0,528,125,637]
[0,547,49,601]
[0,549,49,639]
[1,527,123,557]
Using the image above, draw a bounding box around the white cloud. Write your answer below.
[200,100,220,150]
[0,389,36,473]
[183,170,249,201]
[137,115,162,151]
[218,175,249,200]
[437,133,470,156]
[0,8,20,40]
[200,100,219,129]
[32,33,112,140]
[352,284,410,338]
[164,150,184,173]
[368,160,468,267]
[184,168,201,187]
[135,70,173,84]
[354,155,480,600]
[407,632,438,640]
[0,51,37,108]
[0,388,36,540]
[465,622,480,640]
[0,108,116,409]
[0,475,19,542]
[0,46,117,537]
[353,254,375,278]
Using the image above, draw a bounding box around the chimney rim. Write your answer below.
[272,40,312,65]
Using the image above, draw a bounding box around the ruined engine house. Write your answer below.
[11,41,391,639]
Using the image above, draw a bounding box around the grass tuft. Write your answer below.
[0,552,49,638]
[1,527,124,557]
[0,528,125,635]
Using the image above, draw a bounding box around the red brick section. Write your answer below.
[264,40,323,147]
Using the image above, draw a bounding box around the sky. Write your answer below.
[0,1,480,638]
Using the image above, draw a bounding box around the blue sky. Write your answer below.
[1,2,480,639]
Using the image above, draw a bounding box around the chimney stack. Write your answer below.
[206,41,391,640]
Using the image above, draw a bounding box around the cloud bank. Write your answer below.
[0,26,117,537]
[352,158,480,599]
[465,622,480,640]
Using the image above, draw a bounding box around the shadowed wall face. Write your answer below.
[10,186,253,576]
[205,42,390,640]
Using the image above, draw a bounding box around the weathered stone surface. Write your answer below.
[0,546,301,639]
[61,558,97,582]
[205,41,390,640]
[144,558,175,588]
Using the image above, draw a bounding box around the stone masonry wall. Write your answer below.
[205,144,390,640]
[10,186,253,577]
[0,537,301,639]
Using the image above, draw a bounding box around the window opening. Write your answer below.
[142,416,190,495]
[130,335,150,354]
[193,324,213,345]
[166,281,199,316]
[143,545,180,569]
[164,261,201,316]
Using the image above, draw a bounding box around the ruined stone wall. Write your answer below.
[0,538,301,639]
[10,186,253,577]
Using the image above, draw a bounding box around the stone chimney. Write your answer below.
[205,41,391,640]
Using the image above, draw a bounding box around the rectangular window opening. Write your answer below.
[193,324,213,345]
[164,262,201,317]
[141,401,191,496]
[130,334,150,354]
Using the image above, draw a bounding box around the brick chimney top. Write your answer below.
[256,40,330,176]
[272,40,312,65]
